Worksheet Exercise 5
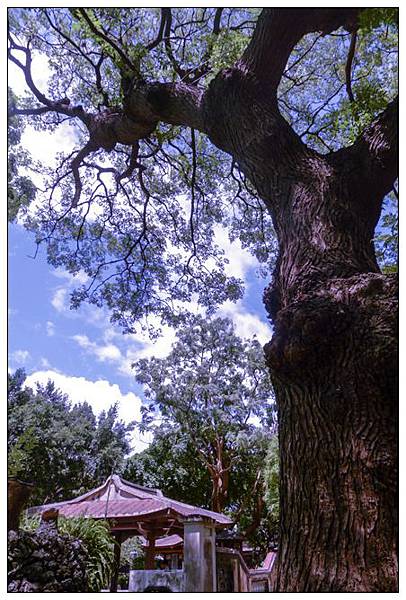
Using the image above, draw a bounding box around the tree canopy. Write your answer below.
[8,369,134,505]
[133,315,275,514]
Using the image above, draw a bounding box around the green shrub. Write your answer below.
[59,517,115,592]
[21,515,115,592]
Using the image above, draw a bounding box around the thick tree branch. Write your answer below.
[71,141,97,208]
[126,81,205,132]
[145,8,168,51]
[240,8,361,90]
[8,34,92,126]
[336,97,398,198]
[9,30,205,206]
[213,8,223,35]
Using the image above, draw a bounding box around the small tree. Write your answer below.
[135,315,275,513]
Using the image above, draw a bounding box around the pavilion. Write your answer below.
[29,474,232,592]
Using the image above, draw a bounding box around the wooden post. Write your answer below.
[170,553,179,570]
[7,478,34,531]
[145,533,156,570]
[110,532,122,592]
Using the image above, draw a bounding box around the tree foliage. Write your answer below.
[8,88,36,222]
[8,369,133,504]
[374,191,398,273]
[132,316,275,532]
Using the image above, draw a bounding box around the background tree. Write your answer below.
[8,369,134,504]
[124,422,276,556]
[134,316,275,515]
[8,8,398,591]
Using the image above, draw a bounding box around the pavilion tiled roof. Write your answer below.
[29,474,232,528]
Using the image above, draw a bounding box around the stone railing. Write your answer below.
[127,548,275,593]
[216,547,275,592]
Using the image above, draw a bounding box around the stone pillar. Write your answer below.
[232,556,239,593]
[182,516,217,592]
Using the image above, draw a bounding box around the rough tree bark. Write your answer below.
[9,7,398,592]
[202,10,398,591]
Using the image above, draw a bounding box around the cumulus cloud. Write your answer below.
[71,334,92,348]
[71,334,122,363]
[25,370,151,453]
[219,300,273,345]
[99,318,177,377]
[51,288,68,312]
[46,321,55,336]
[213,225,258,280]
[11,350,31,365]
[96,344,122,362]
[40,357,52,369]
[53,268,89,285]
[50,269,92,318]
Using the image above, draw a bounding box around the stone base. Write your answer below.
[128,569,184,592]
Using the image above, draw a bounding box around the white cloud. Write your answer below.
[72,321,175,379]
[21,123,77,169]
[11,350,31,365]
[51,288,68,312]
[214,225,258,280]
[53,268,89,285]
[46,321,55,337]
[9,53,50,95]
[50,268,92,317]
[137,326,177,360]
[25,370,151,453]
[71,334,122,363]
[98,317,177,377]
[96,344,122,362]
[219,300,273,345]
[40,357,52,369]
[72,334,92,348]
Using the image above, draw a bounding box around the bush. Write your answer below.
[59,517,115,592]
[21,515,115,592]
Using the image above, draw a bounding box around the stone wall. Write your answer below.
[8,523,89,593]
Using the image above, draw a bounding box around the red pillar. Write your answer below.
[145,534,156,570]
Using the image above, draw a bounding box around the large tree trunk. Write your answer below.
[259,153,398,590]
[265,269,397,592]
[201,20,398,587]
[124,30,401,589]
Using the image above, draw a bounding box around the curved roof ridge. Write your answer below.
[117,474,164,497]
